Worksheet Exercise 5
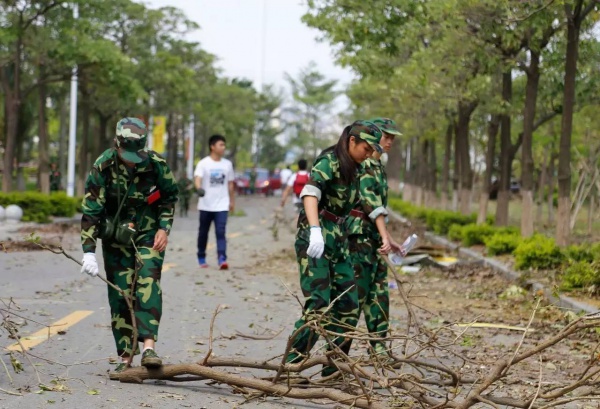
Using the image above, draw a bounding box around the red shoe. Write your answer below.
[218,256,228,270]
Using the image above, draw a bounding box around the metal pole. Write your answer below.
[187,114,195,179]
[66,4,78,197]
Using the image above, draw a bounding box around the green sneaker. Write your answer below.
[109,362,130,380]
[321,365,340,377]
[141,349,162,368]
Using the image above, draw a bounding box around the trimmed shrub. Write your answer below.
[484,232,522,256]
[426,211,476,235]
[514,235,565,270]
[560,260,600,290]
[460,224,498,247]
[0,192,79,223]
[448,224,465,242]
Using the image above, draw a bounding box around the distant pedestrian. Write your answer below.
[280,165,293,187]
[280,159,309,213]
[49,163,61,192]
[177,173,194,217]
[194,134,235,269]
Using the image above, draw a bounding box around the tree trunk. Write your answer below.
[97,113,110,155]
[78,79,90,197]
[166,113,177,171]
[38,64,50,194]
[403,139,414,202]
[452,122,460,212]
[427,134,437,207]
[478,115,500,224]
[520,51,541,237]
[495,71,512,226]
[441,123,452,210]
[415,138,427,207]
[387,139,403,194]
[456,100,477,215]
[547,152,556,225]
[536,145,549,227]
[556,5,582,247]
[588,188,594,236]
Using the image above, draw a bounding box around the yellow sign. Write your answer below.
[153,116,166,153]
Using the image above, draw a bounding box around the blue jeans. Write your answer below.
[197,211,228,261]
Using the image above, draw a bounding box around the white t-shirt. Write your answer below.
[280,168,293,186]
[287,171,309,204]
[194,156,235,212]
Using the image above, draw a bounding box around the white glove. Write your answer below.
[307,227,325,259]
[81,253,99,277]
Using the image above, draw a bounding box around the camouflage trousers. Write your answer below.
[349,234,390,352]
[286,237,360,363]
[102,235,164,356]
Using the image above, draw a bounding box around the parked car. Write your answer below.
[244,168,281,196]
[234,172,250,195]
[489,178,521,200]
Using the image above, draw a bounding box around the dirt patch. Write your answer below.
[251,219,600,402]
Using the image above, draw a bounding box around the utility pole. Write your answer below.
[66,3,78,197]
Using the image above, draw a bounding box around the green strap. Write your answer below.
[113,153,134,224]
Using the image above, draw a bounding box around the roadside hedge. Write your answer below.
[388,198,600,292]
[0,192,80,223]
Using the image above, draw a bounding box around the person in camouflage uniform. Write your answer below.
[345,118,403,357]
[80,117,179,378]
[177,173,194,217]
[285,120,383,376]
[49,163,61,191]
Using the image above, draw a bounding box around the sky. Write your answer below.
[145,0,354,111]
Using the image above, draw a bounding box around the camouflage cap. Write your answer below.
[115,117,148,164]
[369,117,402,136]
[349,120,383,153]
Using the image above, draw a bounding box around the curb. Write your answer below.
[387,209,598,314]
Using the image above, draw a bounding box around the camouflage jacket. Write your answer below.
[297,151,361,258]
[177,178,194,199]
[81,148,179,253]
[345,157,388,237]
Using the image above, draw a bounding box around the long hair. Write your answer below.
[320,125,357,185]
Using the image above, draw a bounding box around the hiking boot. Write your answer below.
[109,362,130,380]
[218,255,228,270]
[198,257,208,268]
[141,349,162,368]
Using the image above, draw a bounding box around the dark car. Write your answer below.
[244,168,281,196]
[489,178,521,200]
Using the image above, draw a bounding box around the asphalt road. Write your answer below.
[0,196,325,409]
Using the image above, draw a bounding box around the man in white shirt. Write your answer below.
[280,165,293,187]
[194,134,235,269]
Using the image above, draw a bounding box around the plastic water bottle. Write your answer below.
[389,234,419,265]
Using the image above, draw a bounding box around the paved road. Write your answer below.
[0,196,325,409]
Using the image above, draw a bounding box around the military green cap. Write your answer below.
[349,120,383,153]
[115,117,148,164]
[369,117,402,136]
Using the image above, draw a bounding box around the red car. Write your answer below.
[244,168,281,196]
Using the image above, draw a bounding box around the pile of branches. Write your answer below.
[2,238,600,408]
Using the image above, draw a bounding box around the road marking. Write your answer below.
[162,263,177,272]
[7,310,94,352]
